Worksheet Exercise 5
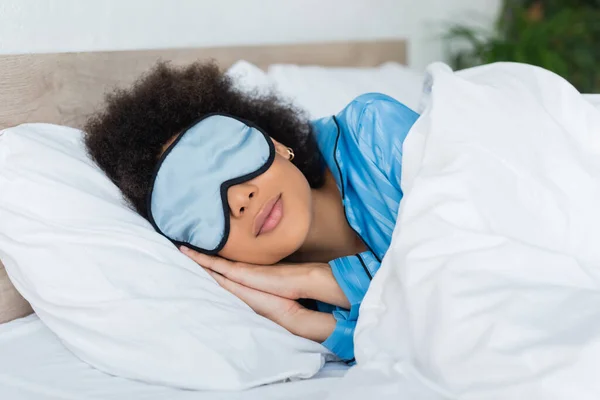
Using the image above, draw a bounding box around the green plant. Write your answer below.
[445,0,600,92]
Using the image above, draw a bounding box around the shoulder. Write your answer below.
[336,93,419,157]
[338,93,418,143]
[340,92,417,123]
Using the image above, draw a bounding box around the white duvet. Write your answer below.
[328,62,600,399]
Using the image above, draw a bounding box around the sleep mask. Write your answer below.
[147,114,275,254]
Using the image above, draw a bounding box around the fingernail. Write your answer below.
[179,246,189,253]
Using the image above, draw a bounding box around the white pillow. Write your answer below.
[0,124,327,390]
[266,62,425,119]
[227,60,274,95]
[225,61,424,119]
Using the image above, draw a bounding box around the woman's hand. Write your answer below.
[180,246,350,309]
[203,268,335,342]
[179,246,347,342]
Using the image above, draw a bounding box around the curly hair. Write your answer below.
[84,61,324,217]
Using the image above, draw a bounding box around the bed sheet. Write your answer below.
[0,315,348,400]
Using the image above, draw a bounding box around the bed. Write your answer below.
[0,39,411,400]
[5,40,600,400]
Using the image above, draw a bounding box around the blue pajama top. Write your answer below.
[311,93,419,361]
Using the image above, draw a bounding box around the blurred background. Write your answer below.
[0,0,500,70]
[446,0,600,92]
[0,0,596,91]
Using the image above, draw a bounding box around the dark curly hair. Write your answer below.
[84,61,324,217]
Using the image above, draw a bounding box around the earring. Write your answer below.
[287,147,295,161]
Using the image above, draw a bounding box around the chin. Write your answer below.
[234,217,310,265]
[265,235,306,265]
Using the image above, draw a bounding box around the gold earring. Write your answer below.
[287,147,295,161]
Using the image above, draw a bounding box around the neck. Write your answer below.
[289,168,366,264]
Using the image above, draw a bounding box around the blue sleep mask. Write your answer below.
[147,114,275,254]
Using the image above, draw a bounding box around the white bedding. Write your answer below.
[585,94,600,110]
[3,61,600,399]
[0,315,347,400]
[328,62,600,399]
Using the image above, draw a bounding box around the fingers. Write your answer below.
[180,246,232,276]
[204,268,275,318]
[204,267,335,342]
[204,268,228,287]
[203,268,246,299]
[179,246,263,292]
[206,260,304,300]
[184,247,349,310]
[203,268,307,331]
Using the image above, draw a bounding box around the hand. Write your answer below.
[203,268,335,342]
[180,246,350,309]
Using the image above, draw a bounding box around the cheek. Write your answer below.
[218,159,313,264]
[218,221,250,261]
[219,220,281,264]
[276,164,313,248]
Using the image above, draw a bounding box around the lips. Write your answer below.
[253,194,283,236]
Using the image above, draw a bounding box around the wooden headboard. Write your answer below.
[0,40,406,129]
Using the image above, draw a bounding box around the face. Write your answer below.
[159,132,313,265]
[217,139,313,265]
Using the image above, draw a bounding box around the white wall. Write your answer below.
[0,0,501,69]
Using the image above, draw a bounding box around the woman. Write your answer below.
[84,61,419,362]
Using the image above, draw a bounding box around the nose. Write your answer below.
[227,183,257,218]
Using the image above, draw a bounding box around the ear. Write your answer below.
[270,138,292,160]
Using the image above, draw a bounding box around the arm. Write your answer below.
[319,251,380,361]
[180,247,345,344]
[328,251,379,320]
[315,94,414,359]
[180,247,379,360]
